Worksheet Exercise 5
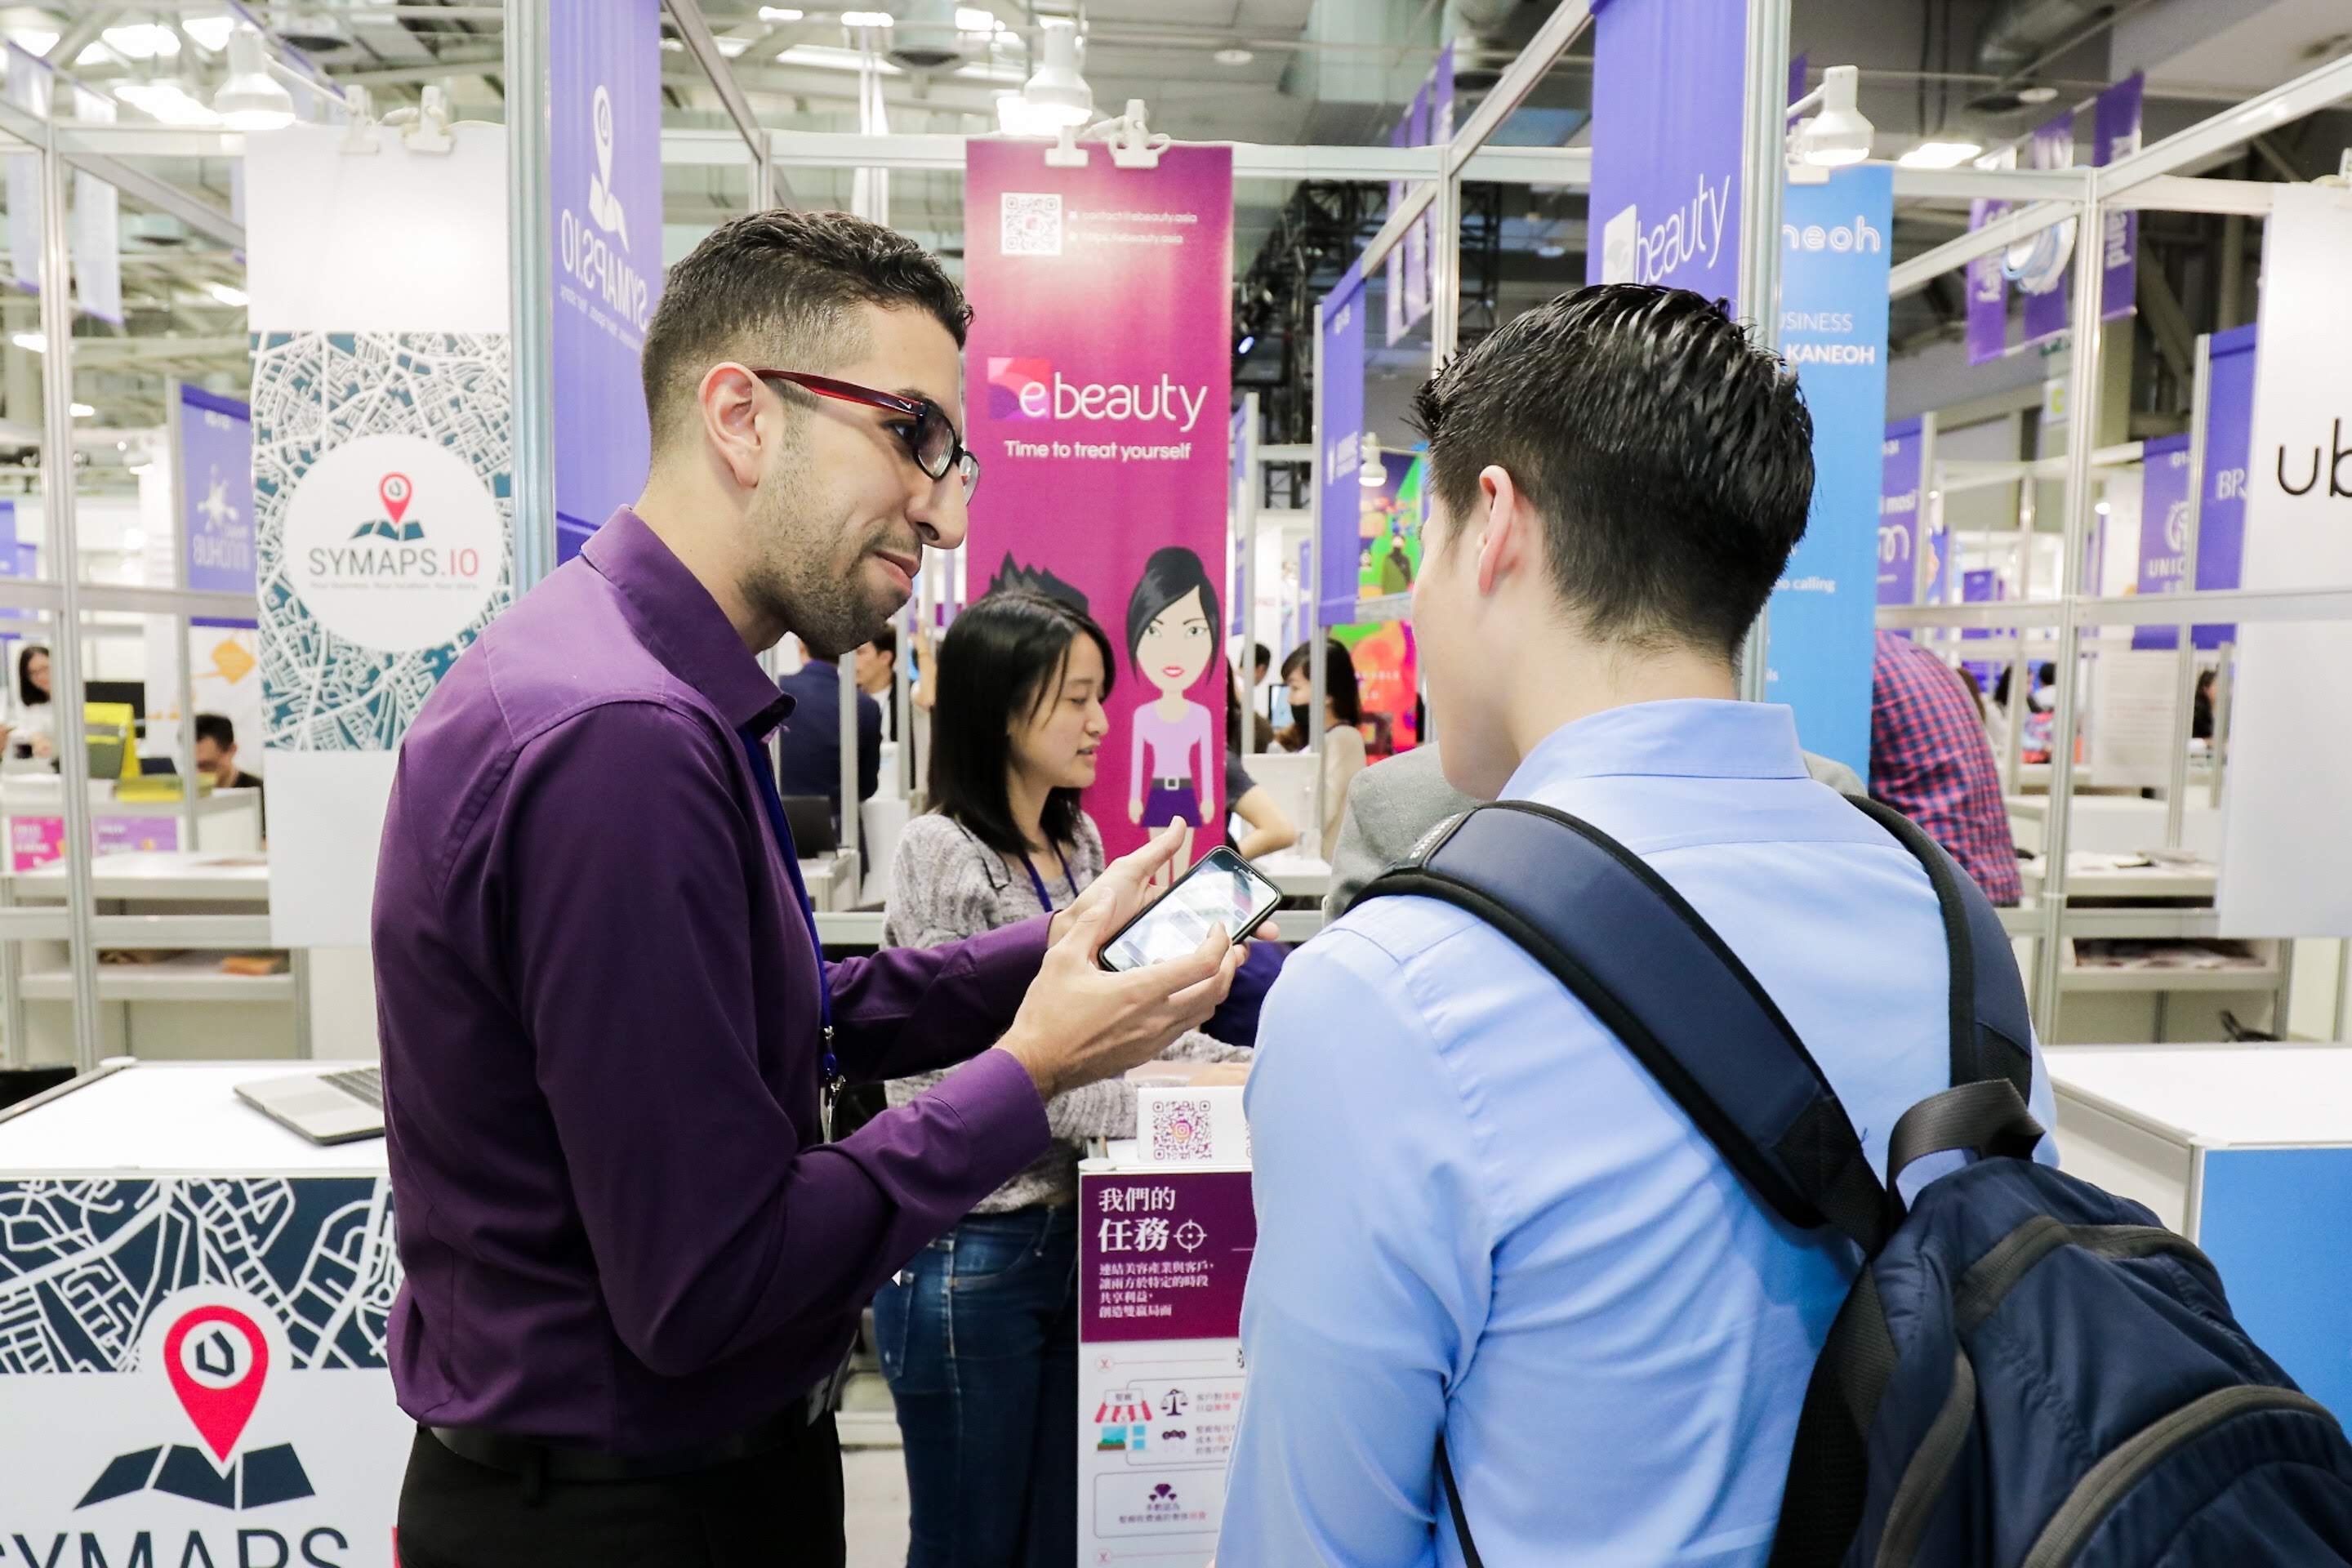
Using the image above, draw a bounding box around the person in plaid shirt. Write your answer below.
[1869,630,2023,904]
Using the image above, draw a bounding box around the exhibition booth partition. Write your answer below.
[0,0,2348,1561]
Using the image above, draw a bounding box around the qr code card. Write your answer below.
[1149,1097,1216,1162]
[1001,192,1062,256]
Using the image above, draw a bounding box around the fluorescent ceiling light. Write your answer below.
[70,403,95,418]
[1214,46,1254,66]
[207,282,249,307]
[118,79,222,127]
[1897,140,1983,169]
[5,30,59,57]
[11,332,43,353]
[88,23,181,63]
[184,17,238,52]
[716,33,753,56]
[758,6,806,18]
[956,7,1002,30]
[840,11,896,25]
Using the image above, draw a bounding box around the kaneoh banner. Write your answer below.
[1766,163,1894,782]
[1316,265,1366,627]
[2095,74,2144,321]
[2220,185,2352,935]
[178,386,257,617]
[964,142,1234,866]
[1588,0,1747,302]
[1878,417,1926,605]
[551,0,662,564]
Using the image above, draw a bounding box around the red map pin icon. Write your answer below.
[379,473,413,528]
[163,1305,269,1463]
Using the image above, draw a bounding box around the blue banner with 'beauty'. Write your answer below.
[1587,0,1748,304]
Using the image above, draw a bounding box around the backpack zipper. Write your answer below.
[2018,1384,2336,1567]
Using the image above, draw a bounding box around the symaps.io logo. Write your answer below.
[78,1301,315,1511]
[350,473,423,544]
[987,357,1051,421]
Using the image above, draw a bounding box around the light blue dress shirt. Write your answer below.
[1220,699,2056,1567]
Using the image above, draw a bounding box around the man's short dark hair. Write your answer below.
[1412,284,1813,659]
[1250,641,1272,671]
[868,626,897,661]
[641,209,973,450]
[195,713,234,751]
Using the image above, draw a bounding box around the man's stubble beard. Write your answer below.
[744,442,894,662]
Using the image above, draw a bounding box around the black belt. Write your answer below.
[428,1392,826,1484]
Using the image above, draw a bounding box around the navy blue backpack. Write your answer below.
[1355,797,2352,1567]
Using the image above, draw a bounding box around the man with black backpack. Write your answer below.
[1218,285,2062,1562]
[1221,284,2352,1567]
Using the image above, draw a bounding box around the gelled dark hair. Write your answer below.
[1413,283,1814,659]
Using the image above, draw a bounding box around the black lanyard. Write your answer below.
[1021,843,1080,912]
[738,729,838,1141]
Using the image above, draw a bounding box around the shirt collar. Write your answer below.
[1501,699,1810,796]
[583,507,794,736]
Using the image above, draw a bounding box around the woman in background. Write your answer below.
[1280,639,1366,859]
[879,590,1249,1568]
[7,644,54,760]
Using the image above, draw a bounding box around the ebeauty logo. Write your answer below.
[78,1297,314,1511]
[987,357,1052,421]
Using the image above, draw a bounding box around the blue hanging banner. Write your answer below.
[1587,0,1748,303]
[1766,164,1895,783]
[1316,265,1366,627]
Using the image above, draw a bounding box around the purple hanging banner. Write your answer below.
[2132,327,2253,650]
[964,142,1235,863]
[2094,74,2144,322]
[1967,198,2011,364]
[550,0,663,564]
[179,386,259,626]
[1961,568,2005,692]
[1317,266,1367,627]
[1788,51,1808,109]
[2020,112,2076,349]
[1588,0,1748,305]
[1878,416,1926,605]
[2130,434,2193,650]
[1401,85,1432,333]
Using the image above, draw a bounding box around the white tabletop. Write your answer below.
[13,850,273,900]
[1251,850,1331,898]
[0,1061,387,1174]
[2047,1044,2352,1149]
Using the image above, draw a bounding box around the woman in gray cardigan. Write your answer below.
[877,590,1245,1568]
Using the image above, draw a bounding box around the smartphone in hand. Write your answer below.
[1097,846,1284,973]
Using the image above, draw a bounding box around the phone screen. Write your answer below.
[1098,849,1282,973]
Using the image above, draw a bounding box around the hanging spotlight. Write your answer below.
[1019,22,1093,130]
[1788,65,1873,168]
[1359,434,1387,490]
[214,25,296,131]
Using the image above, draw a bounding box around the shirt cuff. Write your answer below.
[927,1043,1054,1177]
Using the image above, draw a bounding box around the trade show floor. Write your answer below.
[844,1452,914,1566]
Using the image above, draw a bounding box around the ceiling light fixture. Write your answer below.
[5,30,60,57]
[88,23,180,64]
[1897,140,1983,169]
[214,25,296,131]
[2016,86,2060,105]
[758,6,806,18]
[1018,21,1092,130]
[118,78,221,127]
[1214,46,1254,66]
[183,17,237,52]
[208,282,249,307]
[1535,240,1567,259]
[11,332,43,353]
[70,403,95,418]
[839,11,897,27]
[1788,65,1873,168]
[956,7,1004,31]
[995,90,1067,137]
[1236,332,1255,356]
[1359,434,1386,489]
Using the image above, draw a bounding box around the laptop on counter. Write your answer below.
[234,1066,385,1145]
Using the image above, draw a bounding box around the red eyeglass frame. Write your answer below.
[749,368,981,497]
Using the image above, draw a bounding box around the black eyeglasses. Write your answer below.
[751,369,981,499]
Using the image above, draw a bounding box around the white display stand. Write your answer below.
[2050,1044,2352,1421]
[0,1060,408,1557]
[1076,1097,1255,1566]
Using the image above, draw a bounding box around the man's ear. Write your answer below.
[1473,465,1535,597]
[699,363,770,492]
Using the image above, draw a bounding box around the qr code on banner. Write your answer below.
[1150,1098,1215,1162]
[1000,192,1062,256]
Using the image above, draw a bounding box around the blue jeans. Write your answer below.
[873,1205,1080,1568]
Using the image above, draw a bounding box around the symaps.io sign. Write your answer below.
[283,433,501,653]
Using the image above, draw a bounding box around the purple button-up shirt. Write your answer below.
[373,508,1053,1454]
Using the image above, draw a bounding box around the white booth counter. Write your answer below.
[2050,1045,2352,1421]
[0,1060,408,1556]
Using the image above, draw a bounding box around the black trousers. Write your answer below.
[394,1417,845,1568]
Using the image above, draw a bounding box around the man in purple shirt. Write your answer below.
[375,211,1250,1566]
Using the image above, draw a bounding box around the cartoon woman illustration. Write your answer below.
[1125,547,1221,885]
